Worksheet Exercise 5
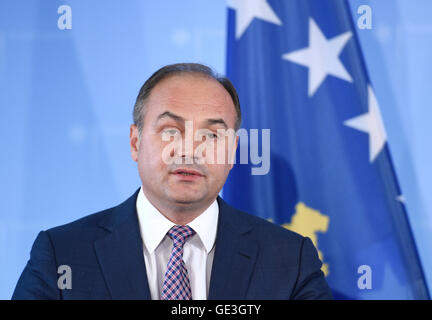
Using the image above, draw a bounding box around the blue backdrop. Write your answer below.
[1,0,431,299]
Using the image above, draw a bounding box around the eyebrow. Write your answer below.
[156,111,229,129]
[156,111,185,123]
[206,118,228,129]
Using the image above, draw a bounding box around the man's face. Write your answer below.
[130,74,238,210]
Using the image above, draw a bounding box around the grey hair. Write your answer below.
[133,63,241,132]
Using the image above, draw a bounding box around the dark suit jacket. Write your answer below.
[12,188,333,299]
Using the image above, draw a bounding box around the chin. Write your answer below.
[168,191,206,205]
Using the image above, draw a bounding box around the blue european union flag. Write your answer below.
[223,0,429,299]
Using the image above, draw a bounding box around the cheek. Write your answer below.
[214,137,236,165]
[207,163,231,184]
[137,135,166,170]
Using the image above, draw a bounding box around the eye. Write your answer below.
[163,128,180,136]
[161,128,181,141]
[207,132,218,139]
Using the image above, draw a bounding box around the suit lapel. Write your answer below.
[208,197,259,299]
[94,189,151,300]
[93,190,259,300]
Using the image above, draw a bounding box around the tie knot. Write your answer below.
[168,225,195,247]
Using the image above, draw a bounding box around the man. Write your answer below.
[12,63,332,300]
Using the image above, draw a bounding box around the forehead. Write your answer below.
[145,74,236,123]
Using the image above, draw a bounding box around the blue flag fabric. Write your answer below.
[223,0,429,299]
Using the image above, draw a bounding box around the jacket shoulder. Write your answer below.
[45,188,140,241]
[46,206,114,239]
[218,196,306,245]
[242,209,304,243]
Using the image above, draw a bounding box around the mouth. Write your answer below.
[171,168,204,181]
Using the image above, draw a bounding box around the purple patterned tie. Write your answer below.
[161,225,195,300]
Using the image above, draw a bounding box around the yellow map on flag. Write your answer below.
[282,202,330,276]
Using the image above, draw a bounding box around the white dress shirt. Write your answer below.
[136,187,219,300]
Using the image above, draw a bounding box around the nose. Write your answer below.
[166,129,200,165]
[180,134,205,164]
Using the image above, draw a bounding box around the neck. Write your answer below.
[142,189,215,225]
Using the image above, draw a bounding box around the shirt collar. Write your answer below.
[136,187,219,254]
[187,196,219,254]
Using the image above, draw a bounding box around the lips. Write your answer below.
[172,168,204,176]
[171,168,204,181]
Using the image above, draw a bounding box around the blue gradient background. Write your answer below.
[0,0,431,299]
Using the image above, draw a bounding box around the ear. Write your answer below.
[130,124,140,162]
